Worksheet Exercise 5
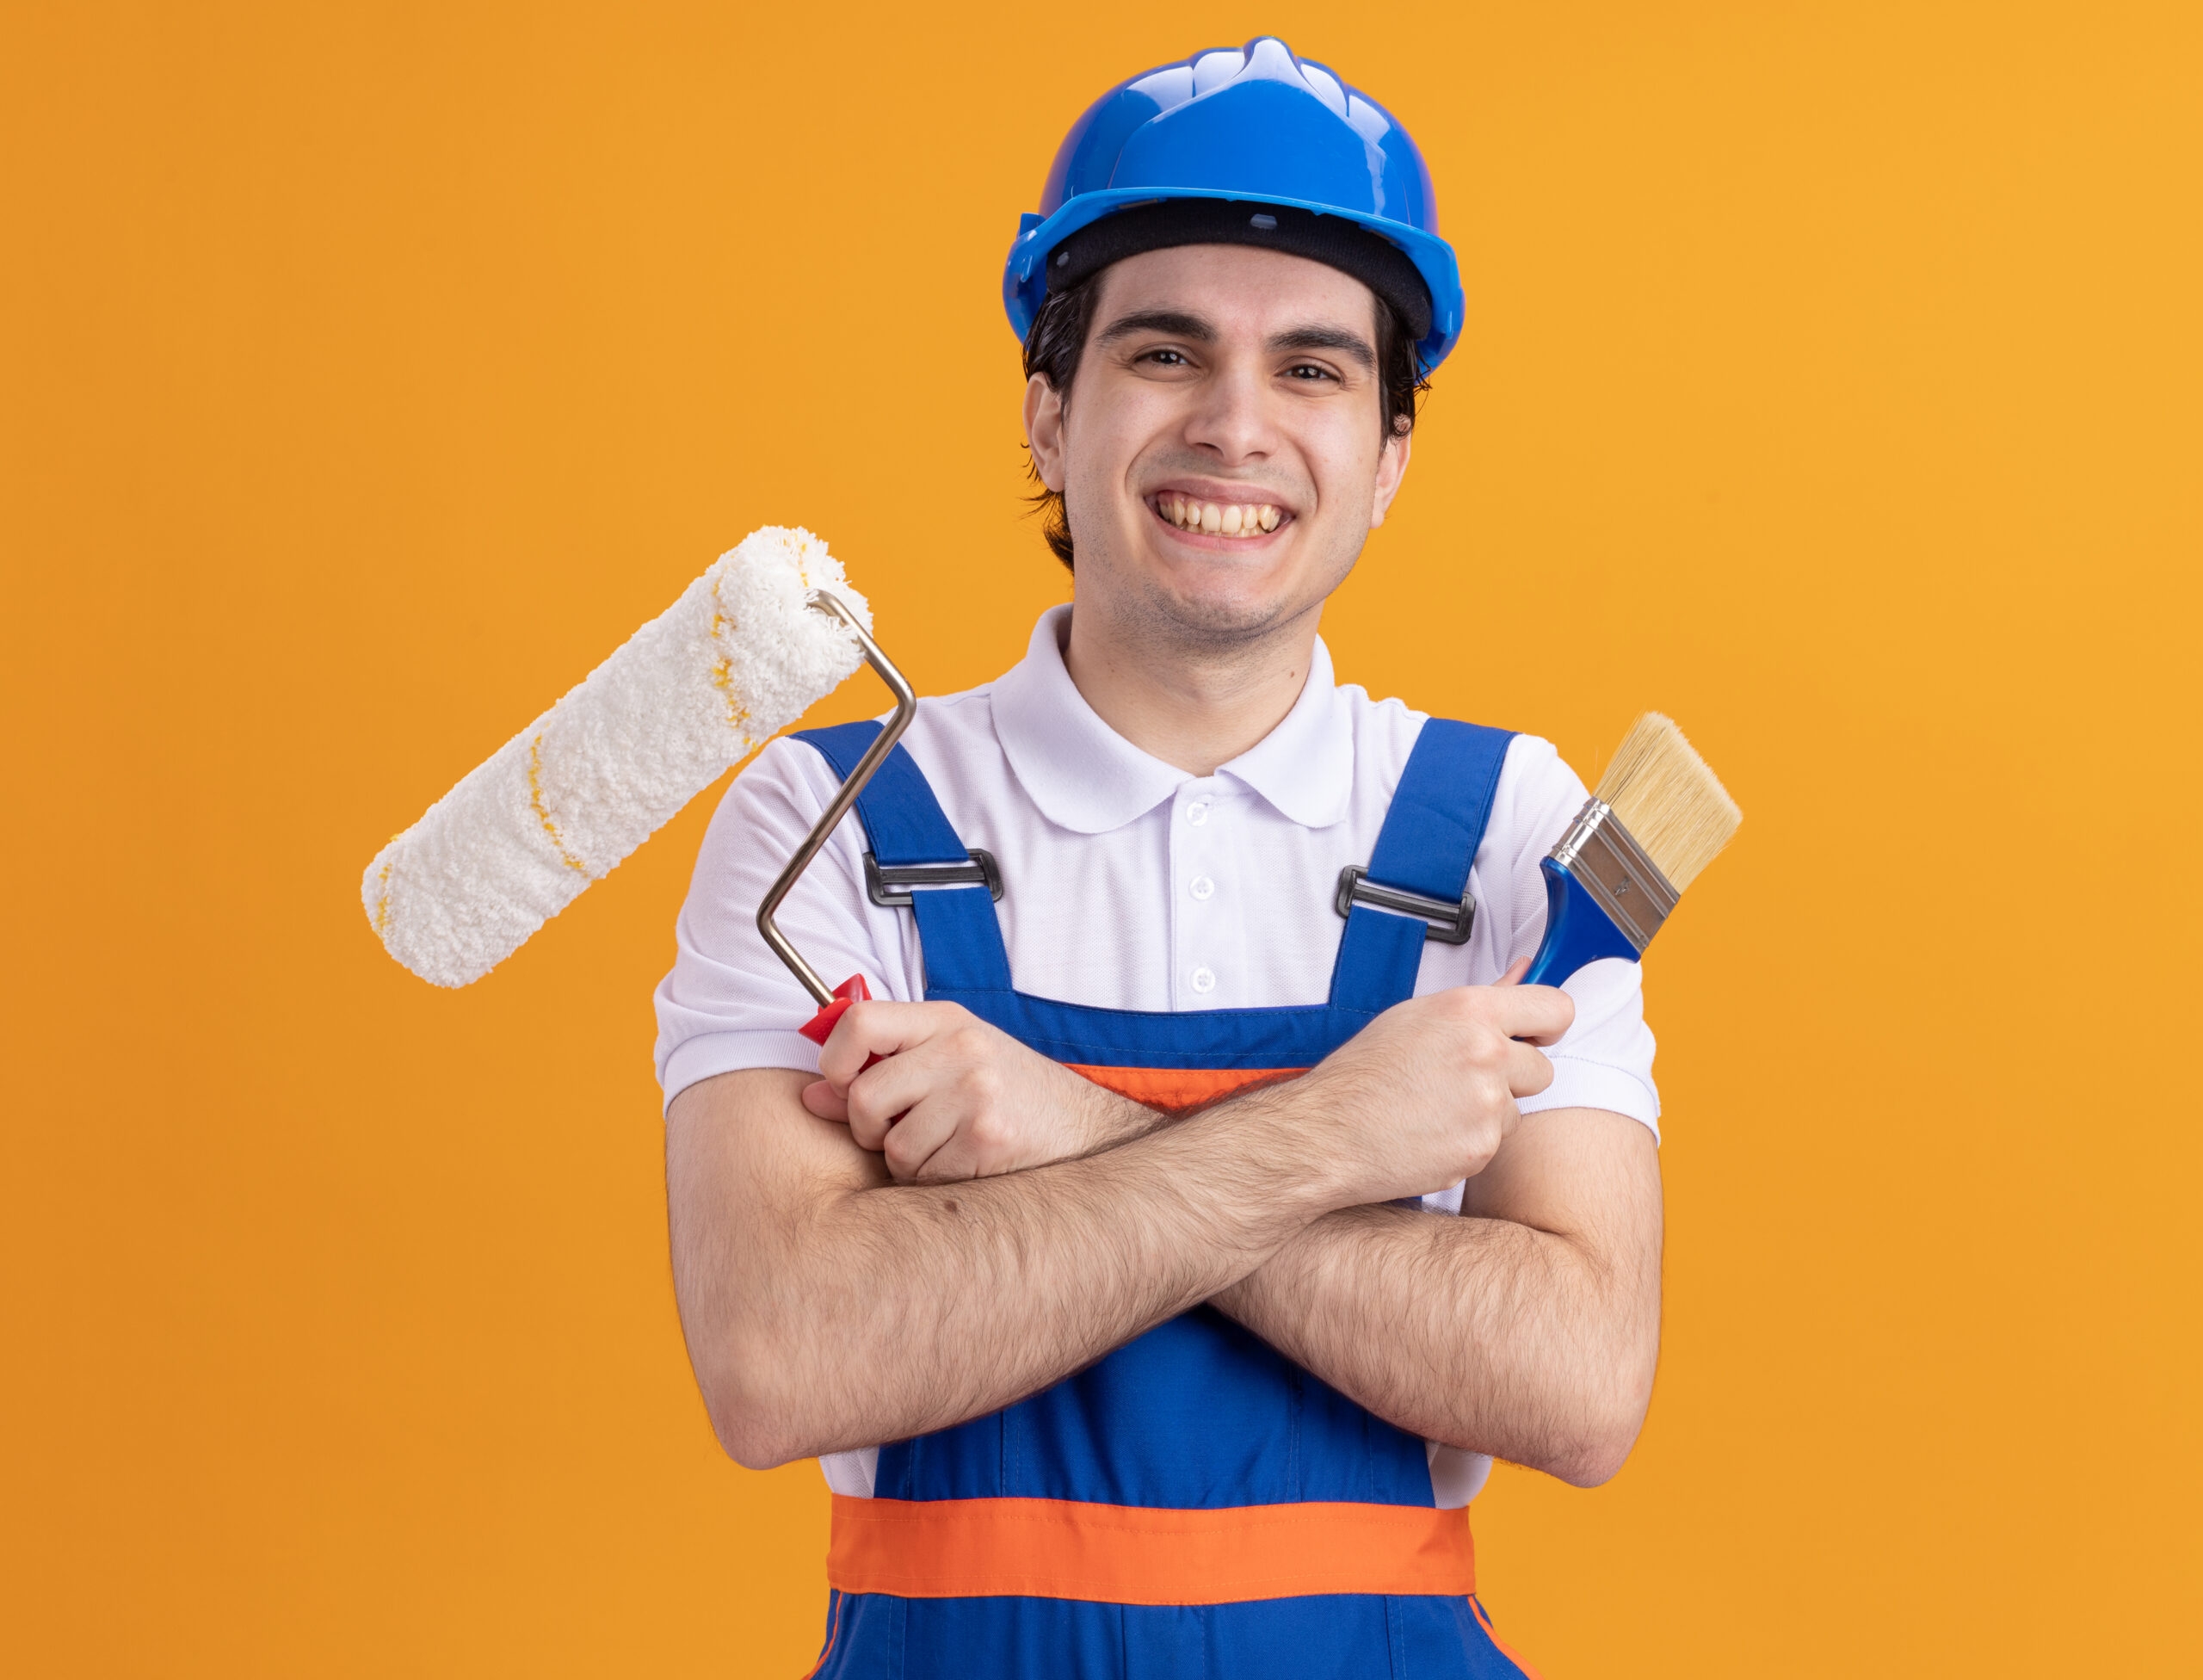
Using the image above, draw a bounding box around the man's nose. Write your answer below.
[1182,361,1276,464]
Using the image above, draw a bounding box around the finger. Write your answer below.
[1503,1041,1556,1100]
[879,1097,963,1184]
[842,1039,958,1147]
[1496,954,1532,986]
[1495,1094,1525,1149]
[801,1078,851,1123]
[844,1080,904,1152]
[818,1000,941,1087]
[910,1139,986,1185]
[1490,982,1576,1047]
[1456,1078,1524,1180]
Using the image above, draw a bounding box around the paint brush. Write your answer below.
[1521,713,1742,986]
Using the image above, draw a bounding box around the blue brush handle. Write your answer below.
[1520,858,1642,987]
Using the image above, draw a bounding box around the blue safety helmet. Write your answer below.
[1003,37,1464,368]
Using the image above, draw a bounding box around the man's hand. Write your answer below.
[801,998,1157,1183]
[1281,965,1574,1206]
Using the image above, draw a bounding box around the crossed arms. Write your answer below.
[664,974,1662,1487]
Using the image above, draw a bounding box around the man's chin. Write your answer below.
[1126,571,1311,647]
[1077,517,1347,647]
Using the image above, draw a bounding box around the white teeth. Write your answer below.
[1158,497,1287,535]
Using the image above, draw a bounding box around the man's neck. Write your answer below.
[1060,600,1322,777]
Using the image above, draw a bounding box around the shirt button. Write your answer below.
[1186,800,1211,826]
[1190,966,1217,994]
[1189,875,1215,901]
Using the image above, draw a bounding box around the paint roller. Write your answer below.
[362,525,904,992]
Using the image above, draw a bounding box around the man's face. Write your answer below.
[1023,244,1410,647]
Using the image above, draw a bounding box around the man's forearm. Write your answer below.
[1206,1107,1663,1487]
[1208,1203,1654,1485]
[670,1071,1335,1468]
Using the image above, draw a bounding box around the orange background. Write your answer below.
[3,3,2197,1674]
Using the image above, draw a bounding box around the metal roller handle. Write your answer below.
[755,590,919,1007]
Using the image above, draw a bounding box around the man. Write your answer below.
[657,37,1661,1678]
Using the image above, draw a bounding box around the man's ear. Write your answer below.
[1024,374,1066,491]
[1368,427,1413,529]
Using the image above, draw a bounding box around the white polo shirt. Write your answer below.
[654,604,1661,1506]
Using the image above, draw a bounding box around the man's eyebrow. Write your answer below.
[1267,325,1376,371]
[1095,309,1217,347]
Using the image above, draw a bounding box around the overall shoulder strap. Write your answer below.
[1328,720,1517,1015]
[793,722,1014,994]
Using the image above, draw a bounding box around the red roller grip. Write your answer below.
[800,973,873,1047]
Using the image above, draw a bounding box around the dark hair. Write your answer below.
[1020,272,1431,571]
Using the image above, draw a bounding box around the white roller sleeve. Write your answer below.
[363,526,872,987]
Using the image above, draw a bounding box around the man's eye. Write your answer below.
[1141,349,1189,367]
[1284,363,1338,382]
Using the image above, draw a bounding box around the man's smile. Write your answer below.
[1145,485,1293,546]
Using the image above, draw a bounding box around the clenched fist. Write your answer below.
[802,998,1155,1183]
[1278,961,1575,1208]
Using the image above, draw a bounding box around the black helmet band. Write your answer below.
[1043,198,1435,344]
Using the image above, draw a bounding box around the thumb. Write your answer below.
[1496,954,1532,987]
[801,1078,851,1122]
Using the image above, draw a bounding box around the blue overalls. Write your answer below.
[793,717,1539,1680]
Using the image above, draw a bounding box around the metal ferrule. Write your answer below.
[1546,798,1679,954]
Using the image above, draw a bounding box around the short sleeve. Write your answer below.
[652,737,923,1112]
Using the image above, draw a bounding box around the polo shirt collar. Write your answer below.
[992,606,1355,835]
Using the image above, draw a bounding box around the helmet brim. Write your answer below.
[1005,186,1464,369]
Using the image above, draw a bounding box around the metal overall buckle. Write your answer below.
[864,849,1003,907]
[1333,865,1475,945]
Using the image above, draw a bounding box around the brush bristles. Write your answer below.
[1593,713,1741,892]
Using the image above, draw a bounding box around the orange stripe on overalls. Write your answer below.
[827,1494,1476,1606]
[1066,1065,1305,1110]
